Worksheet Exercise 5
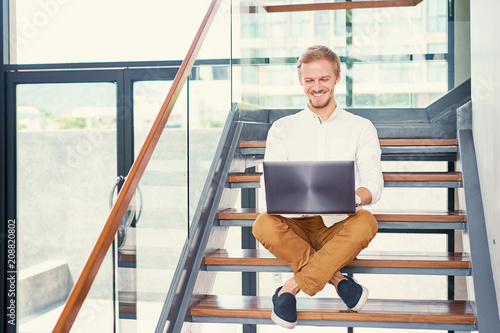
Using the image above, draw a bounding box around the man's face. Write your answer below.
[299,59,341,111]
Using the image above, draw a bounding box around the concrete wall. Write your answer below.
[470,0,500,317]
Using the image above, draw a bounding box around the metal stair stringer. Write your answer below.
[155,108,249,333]
[457,101,500,332]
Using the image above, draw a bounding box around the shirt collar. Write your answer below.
[305,104,340,124]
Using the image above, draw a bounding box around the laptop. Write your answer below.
[263,160,356,215]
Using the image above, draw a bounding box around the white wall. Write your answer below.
[470,0,500,316]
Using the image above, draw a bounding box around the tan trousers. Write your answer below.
[252,210,378,296]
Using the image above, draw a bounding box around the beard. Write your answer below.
[308,93,333,110]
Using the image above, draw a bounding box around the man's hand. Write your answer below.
[355,187,372,206]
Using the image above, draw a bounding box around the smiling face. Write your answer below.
[298,59,341,115]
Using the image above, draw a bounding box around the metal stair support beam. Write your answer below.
[457,101,500,331]
[241,167,257,333]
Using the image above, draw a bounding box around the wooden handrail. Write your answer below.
[52,0,223,332]
[253,0,423,13]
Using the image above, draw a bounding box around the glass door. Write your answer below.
[16,82,118,332]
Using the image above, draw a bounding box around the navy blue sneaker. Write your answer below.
[271,286,298,329]
[337,276,368,311]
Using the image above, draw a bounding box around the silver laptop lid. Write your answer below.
[263,160,355,215]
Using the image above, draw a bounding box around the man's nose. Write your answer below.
[313,80,322,91]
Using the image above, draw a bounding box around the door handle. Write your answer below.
[109,176,143,249]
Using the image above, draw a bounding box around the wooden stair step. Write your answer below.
[217,208,465,222]
[237,139,459,161]
[384,172,462,182]
[227,172,262,183]
[216,208,466,230]
[189,295,477,330]
[203,249,471,275]
[205,249,470,269]
[238,139,458,148]
[227,172,462,183]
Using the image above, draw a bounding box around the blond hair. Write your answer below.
[297,45,341,77]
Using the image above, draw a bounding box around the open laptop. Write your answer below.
[263,160,356,215]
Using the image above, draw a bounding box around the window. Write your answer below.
[428,43,448,53]
[428,61,448,82]
[427,0,448,32]
[314,10,330,36]
[334,10,345,36]
[290,12,312,37]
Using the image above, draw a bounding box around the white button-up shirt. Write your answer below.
[264,106,384,227]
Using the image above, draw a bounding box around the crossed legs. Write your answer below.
[252,210,378,297]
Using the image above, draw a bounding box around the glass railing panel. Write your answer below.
[188,64,232,222]
[17,82,117,332]
[69,257,115,332]
[195,0,231,61]
[117,3,232,331]
[126,70,231,330]
[118,79,190,331]
[189,64,243,329]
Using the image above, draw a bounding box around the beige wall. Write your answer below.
[470,0,500,317]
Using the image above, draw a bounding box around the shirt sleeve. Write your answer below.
[356,120,384,205]
[264,120,288,162]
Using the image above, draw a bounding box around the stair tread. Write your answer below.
[237,139,459,162]
[205,249,471,269]
[227,172,462,182]
[216,208,466,222]
[238,139,458,148]
[384,172,462,182]
[190,295,476,325]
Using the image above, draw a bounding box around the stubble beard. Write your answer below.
[308,93,333,111]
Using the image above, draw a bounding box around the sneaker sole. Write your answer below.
[271,309,298,329]
[350,285,369,312]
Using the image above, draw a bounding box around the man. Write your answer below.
[252,45,384,329]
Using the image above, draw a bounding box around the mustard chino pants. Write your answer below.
[252,210,378,296]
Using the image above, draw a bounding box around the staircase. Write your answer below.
[155,80,500,332]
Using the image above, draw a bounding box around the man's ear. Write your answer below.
[298,73,304,86]
[335,69,341,83]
